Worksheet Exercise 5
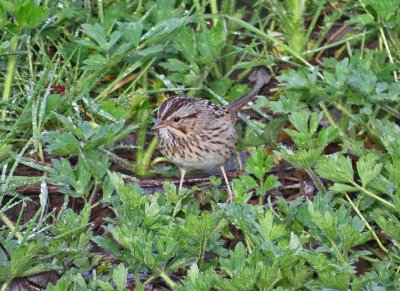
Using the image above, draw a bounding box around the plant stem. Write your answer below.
[198,236,207,267]
[244,234,253,254]
[344,193,389,254]
[303,29,375,56]
[0,212,22,240]
[329,238,346,263]
[193,0,206,30]
[379,26,398,82]
[97,0,104,23]
[142,274,156,287]
[210,0,218,24]
[225,16,320,77]
[140,136,158,174]
[2,36,18,120]
[350,181,397,211]
[100,148,136,172]
[151,156,169,167]
[304,1,324,49]
[305,168,327,193]
[88,181,98,205]
[1,282,8,291]
[158,270,175,288]
[319,101,339,129]
[359,255,377,263]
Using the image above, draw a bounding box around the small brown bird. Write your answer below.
[152,68,270,202]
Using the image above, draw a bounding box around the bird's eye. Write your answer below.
[173,116,181,122]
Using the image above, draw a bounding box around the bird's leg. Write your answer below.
[236,152,244,172]
[220,166,234,203]
[178,168,186,192]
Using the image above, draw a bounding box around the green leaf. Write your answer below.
[41,131,80,155]
[307,204,338,242]
[365,0,399,22]
[178,265,216,291]
[285,110,336,153]
[97,281,114,291]
[231,177,255,204]
[83,97,119,122]
[100,99,129,119]
[196,21,226,64]
[290,110,321,135]
[0,40,9,53]
[81,121,97,140]
[348,65,377,94]
[106,31,122,51]
[317,269,351,291]
[113,263,128,291]
[0,4,7,26]
[210,21,226,50]
[15,1,48,29]
[74,158,92,197]
[226,84,251,102]
[50,158,92,198]
[0,143,12,161]
[356,152,383,187]
[315,154,354,184]
[338,221,371,252]
[257,211,286,242]
[108,171,146,208]
[160,58,190,72]
[86,150,109,180]
[277,68,317,89]
[237,175,258,190]
[375,120,400,157]
[141,17,187,42]
[347,14,375,26]
[385,156,400,192]
[316,126,339,149]
[82,53,108,70]
[372,211,400,242]
[209,77,234,97]
[196,29,214,63]
[264,92,306,114]
[261,117,286,148]
[81,23,107,49]
[329,183,357,193]
[50,158,74,187]
[117,21,143,47]
[51,112,83,138]
[181,211,226,256]
[245,146,274,181]
[219,242,247,277]
[261,175,281,193]
[92,236,124,258]
[278,148,321,169]
[82,121,134,150]
[172,26,197,62]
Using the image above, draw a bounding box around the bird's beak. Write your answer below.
[151,118,165,130]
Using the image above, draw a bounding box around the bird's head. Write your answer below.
[152,96,200,138]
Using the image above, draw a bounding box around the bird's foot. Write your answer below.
[225,187,234,203]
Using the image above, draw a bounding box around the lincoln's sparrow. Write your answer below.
[152,68,270,202]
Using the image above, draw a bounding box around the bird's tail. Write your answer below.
[227,68,271,112]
